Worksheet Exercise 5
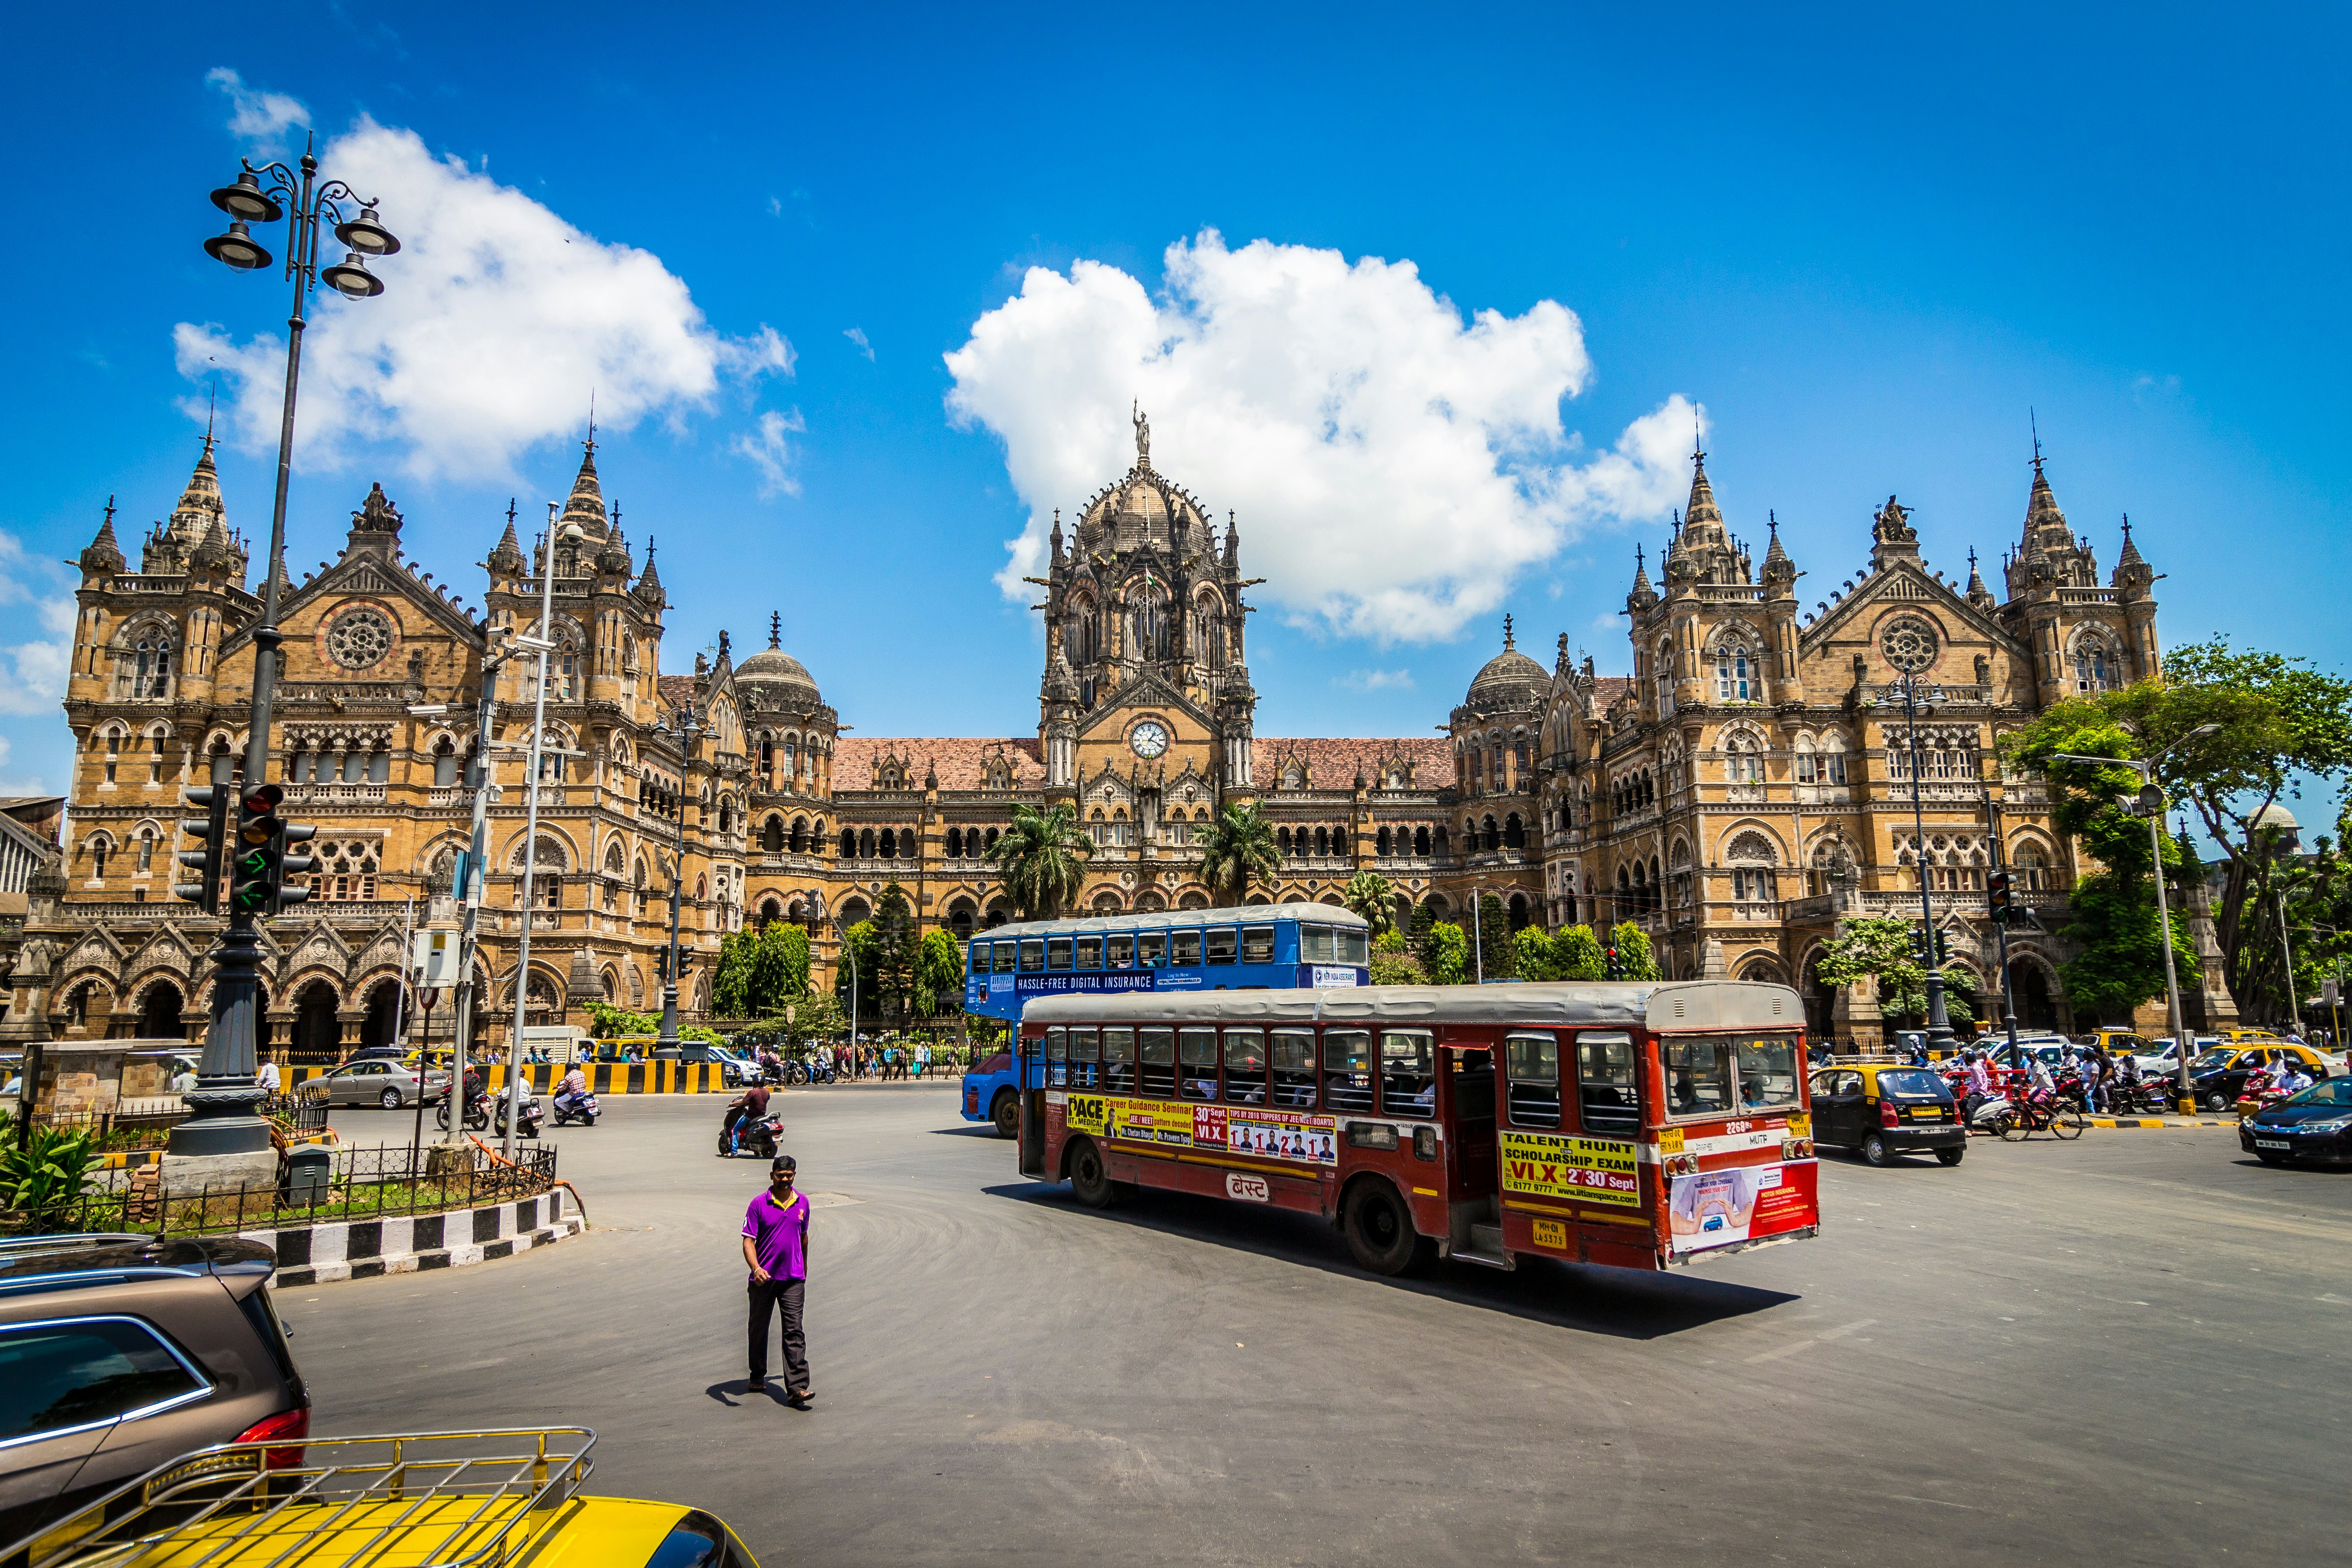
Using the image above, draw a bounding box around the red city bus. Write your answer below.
[1016,980,1818,1275]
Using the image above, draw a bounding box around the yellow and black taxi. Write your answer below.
[2239,1078,2352,1167]
[1807,1060,1966,1167]
[3,1429,758,1568]
[2187,1043,2335,1113]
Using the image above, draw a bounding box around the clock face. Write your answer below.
[1129,721,1169,759]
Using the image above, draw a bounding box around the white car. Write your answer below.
[309,1058,451,1110]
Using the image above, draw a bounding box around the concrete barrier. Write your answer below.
[249,1186,582,1286]
[286,1062,728,1095]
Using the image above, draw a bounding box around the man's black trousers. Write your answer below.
[748,1277,807,1391]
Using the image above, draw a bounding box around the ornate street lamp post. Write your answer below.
[172,144,397,1172]
[653,702,702,1060]
[1885,659,1954,1051]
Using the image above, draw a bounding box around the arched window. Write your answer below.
[2015,845,2049,892]
[1482,815,1500,852]
[1503,813,1524,849]
[1376,826,1392,857]
[1432,825,1448,856]
[880,827,898,859]
[1727,831,1778,903]
[432,738,458,788]
[1715,640,1755,702]
[1655,637,1675,716]
[1415,825,1432,857]
[762,816,784,853]
[2073,636,2114,694]
[1726,733,1762,784]
[131,628,173,700]
[137,828,155,872]
[859,828,877,859]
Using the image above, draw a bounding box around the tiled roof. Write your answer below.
[834,737,1045,791]
[656,675,696,713]
[1259,737,1456,790]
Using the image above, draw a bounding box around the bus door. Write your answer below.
[1441,1041,1503,1263]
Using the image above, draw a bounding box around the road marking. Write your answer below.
[1745,1318,1876,1364]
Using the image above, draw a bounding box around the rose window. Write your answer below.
[1881,622,1937,673]
[327,609,394,670]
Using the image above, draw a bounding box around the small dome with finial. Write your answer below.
[1465,614,1548,710]
[735,608,822,706]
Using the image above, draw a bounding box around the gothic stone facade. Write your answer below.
[7,419,2210,1058]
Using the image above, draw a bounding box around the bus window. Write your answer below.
[1047,937,1074,973]
[1504,1032,1561,1128]
[968,942,989,978]
[1138,932,1166,968]
[1576,1031,1638,1135]
[1107,935,1134,970]
[1734,1035,1802,1111]
[1301,925,1334,962]
[1240,926,1275,964]
[1322,1029,1374,1112]
[1068,1027,1100,1089]
[1074,936,1102,970]
[1338,927,1368,966]
[995,943,1018,974]
[1179,1028,1220,1100]
[1172,930,1203,966]
[1664,1037,1732,1117]
[1045,1027,1068,1088]
[1101,1027,1135,1093]
[1380,1030,1436,1119]
[1223,1029,1268,1103]
[1019,940,1044,973]
[1270,1028,1317,1107]
[1207,927,1238,965]
[1139,1027,1176,1097]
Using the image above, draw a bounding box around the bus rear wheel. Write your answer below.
[1343,1181,1433,1277]
[1068,1137,1117,1208]
[991,1091,1019,1140]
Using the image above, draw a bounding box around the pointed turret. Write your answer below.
[488,502,527,578]
[1224,509,1239,567]
[1681,450,1727,549]
[1043,638,1079,702]
[2113,514,2156,601]
[559,439,609,538]
[171,435,225,537]
[1049,508,1064,567]
[1965,548,1996,610]
[1760,511,1796,592]
[1627,544,1658,614]
[634,539,666,611]
[79,498,125,578]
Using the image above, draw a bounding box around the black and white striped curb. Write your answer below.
[246,1190,582,1287]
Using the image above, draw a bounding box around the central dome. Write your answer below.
[736,647,822,707]
[1463,618,1547,711]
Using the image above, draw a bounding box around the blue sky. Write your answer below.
[0,3,2343,807]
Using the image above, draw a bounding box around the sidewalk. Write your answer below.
[2085,1114,2239,1130]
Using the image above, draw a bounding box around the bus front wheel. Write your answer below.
[1068,1138,1118,1208]
[1343,1181,1434,1277]
[991,1091,1019,1140]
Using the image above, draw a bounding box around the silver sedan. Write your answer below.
[307,1058,451,1110]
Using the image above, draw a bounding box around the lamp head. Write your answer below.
[210,170,283,224]
[333,204,399,256]
[204,220,273,271]
[320,251,385,299]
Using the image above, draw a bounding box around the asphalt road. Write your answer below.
[285,1088,2350,1568]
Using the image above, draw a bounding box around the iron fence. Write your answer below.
[0,1140,561,1239]
[33,1098,191,1151]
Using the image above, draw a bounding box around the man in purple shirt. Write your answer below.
[741,1153,812,1405]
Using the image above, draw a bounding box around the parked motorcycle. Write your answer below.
[551,1088,600,1127]
[719,1110,784,1160]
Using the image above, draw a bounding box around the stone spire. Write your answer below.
[2113,513,2156,598]
[1627,544,1658,614]
[558,436,609,538]
[1681,446,1727,549]
[2021,445,2069,554]
[488,500,526,577]
[1501,612,1516,652]
[1043,638,1079,701]
[1965,547,1996,610]
[1049,507,1063,567]
[633,538,666,610]
[1224,509,1239,567]
[79,497,125,577]
[769,610,782,649]
[170,434,226,538]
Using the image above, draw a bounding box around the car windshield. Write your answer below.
[1877,1069,1950,1100]
[2285,1079,2352,1107]
[2191,1049,2236,1070]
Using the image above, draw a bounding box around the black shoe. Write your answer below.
[784,1389,811,1408]
[747,1377,765,1393]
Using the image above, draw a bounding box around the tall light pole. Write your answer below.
[1886,662,1953,1049]
[2047,723,2220,1109]
[1978,776,2023,1058]
[2251,803,2304,1035]
[653,701,702,1060]
[502,511,588,1154]
[172,144,398,1171]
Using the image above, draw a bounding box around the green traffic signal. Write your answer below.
[172,786,228,912]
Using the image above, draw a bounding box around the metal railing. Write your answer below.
[1,1141,559,1239]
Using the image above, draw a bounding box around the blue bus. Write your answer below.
[958,902,1372,1137]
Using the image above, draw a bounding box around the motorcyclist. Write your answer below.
[2026,1052,2057,1102]
[2272,1056,2313,1098]
[724,1082,773,1155]
[554,1061,590,1117]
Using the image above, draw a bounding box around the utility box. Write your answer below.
[281,1145,333,1209]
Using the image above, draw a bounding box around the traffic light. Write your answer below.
[1930,928,1949,965]
[1907,924,1929,964]
[1987,870,2014,923]
[226,784,316,916]
[1605,945,1624,980]
[676,947,695,976]
[655,949,670,983]
[172,786,229,912]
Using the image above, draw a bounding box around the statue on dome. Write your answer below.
[1132,401,1151,470]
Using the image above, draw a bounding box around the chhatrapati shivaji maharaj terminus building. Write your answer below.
[5,416,2238,1062]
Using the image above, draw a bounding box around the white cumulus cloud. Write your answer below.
[177,116,794,482]
[206,68,309,159]
[0,532,77,718]
[946,230,1700,644]
[732,410,807,498]
[1337,668,1415,692]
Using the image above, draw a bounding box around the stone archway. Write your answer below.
[291,981,341,1063]
[358,980,404,1051]
[136,980,186,1041]
[2011,956,2061,1031]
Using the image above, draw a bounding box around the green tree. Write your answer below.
[1342,870,1396,936]
[1552,923,1608,981]
[710,926,757,1018]
[1512,925,1560,981]
[749,921,811,1013]
[1197,802,1280,905]
[834,919,880,1020]
[916,928,966,1017]
[2005,704,2214,1024]
[1423,921,1469,985]
[1471,892,1516,980]
[872,883,919,1016]
[1407,899,1437,952]
[1369,929,1425,985]
[1812,916,1974,1029]
[986,803,1092,919]
[588,1000,661,1039]
[1608,920,1661,981]
[2011,639,2352,1026]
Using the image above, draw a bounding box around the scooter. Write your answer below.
[438,1089,544,1139]
[551,1088,600,1127]
[719,1110,784,1160]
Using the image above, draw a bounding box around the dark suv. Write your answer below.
[0,1235,308,1548]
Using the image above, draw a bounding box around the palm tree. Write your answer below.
[1197,802,1280,906]
[986,802,1091,919]
[1341,870,1396,936]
